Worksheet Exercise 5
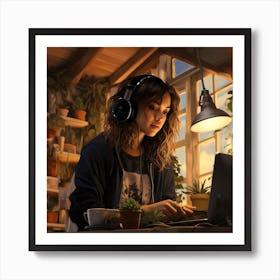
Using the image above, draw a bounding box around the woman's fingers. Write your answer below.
[182,205,196,214]
[162,207,182,220]
[144,200,197,221]
[169,201,196,215]
[164,201,197,220]
[161,201,186,220]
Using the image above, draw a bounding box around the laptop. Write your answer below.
[168,153,233,227]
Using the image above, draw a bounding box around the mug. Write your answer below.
[83,208,120,229]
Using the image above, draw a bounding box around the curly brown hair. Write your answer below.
[104,75,180,170]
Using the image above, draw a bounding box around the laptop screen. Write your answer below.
[207,153,233,226]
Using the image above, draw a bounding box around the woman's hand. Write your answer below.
[141,199,196,221]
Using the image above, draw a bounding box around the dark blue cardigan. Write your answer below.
[69,133,176,230]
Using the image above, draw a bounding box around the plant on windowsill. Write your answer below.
[170,154,185,203]
[119,198,142,229]
[184,179,211,211]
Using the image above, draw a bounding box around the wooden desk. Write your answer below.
[81,210,231,233]
[83,224,232,233]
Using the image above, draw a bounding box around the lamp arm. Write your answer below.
[195,48,206,90]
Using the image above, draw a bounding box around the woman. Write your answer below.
[69,74,195,230]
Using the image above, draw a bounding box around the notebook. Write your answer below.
[168,153,233,227]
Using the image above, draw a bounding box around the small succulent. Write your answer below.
[119,198,141,211]
[140,208,166,227]
[184,179,211,194]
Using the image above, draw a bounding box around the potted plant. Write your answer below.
[72,96,87,120]
[184,179,211,211]
[47,113,65,138]
[57,159,74,187]
[140,208,166,228]
[47,194,59,223]
[57,106,69,117]
[170,155,185,203]
[119,198,142,229]
[47,144,60,177]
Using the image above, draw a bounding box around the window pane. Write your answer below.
[198,75,213,94]
[218,122,233,154]
[199,131,215,141]
[179,92,187,111]
[176,115,186,142]
[199,140,216,174]
[175,147,186,178]
[173,59,194,77]
[216,87,233,115]
[214,75,231,91]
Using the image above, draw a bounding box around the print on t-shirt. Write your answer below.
[120,170,151,205]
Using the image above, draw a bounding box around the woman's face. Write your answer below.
[135,91,171,138]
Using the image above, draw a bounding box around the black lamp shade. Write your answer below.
[191,89,232,133]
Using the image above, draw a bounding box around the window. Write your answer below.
[179,92,187,111]
[174,146,186,178]
[173,71,232,201]
[196,74,233,183]
[172,58,195,78]
[177,115,186,142]
[174,90,188,173]
[199,139,216,175]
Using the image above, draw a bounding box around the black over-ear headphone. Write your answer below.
[112,75,154,123]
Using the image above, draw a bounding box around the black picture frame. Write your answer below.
[29,28,251,251]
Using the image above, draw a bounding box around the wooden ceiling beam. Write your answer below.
[61,47,102,84]
[159,47,197,66]
[160,47,232,80]
[108,47,158,85]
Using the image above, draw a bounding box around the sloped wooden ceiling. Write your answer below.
[47,47,232,86]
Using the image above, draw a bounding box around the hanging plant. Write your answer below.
[47,72,72,114]
[74,75,110,143]
[47,72,71,92]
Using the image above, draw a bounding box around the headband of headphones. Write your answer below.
[112,75,158,123]
[123,75,154,100]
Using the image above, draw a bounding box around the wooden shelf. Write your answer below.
[47,114,84,233]
[61,116,88,128]
[47,188,59,195]
[57,152,80,163]
[47,222,65,231]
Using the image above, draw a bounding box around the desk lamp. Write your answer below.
[191,49,232,133]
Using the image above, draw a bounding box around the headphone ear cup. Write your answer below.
[112,75,153,123]
[112,97,135,123]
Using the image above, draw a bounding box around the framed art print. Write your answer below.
[29,28,251,251]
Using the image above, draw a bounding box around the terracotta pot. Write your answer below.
[47,158,57,177]
[120,210,142,229]
[190,193,210,211]
[47,211,59,223]
[57,108,69,117]
[74,109,87,121]
[47,128,60,138]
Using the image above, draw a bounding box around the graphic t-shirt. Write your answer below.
[118,150,151,206]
